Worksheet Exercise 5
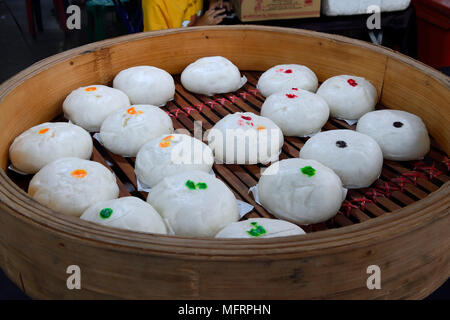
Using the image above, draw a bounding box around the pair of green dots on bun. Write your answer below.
[185,180,208,190]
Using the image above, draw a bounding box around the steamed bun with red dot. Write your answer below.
[63,85,130,132]
[261,88,329,137]
[81,197,167,234]
[257,64,318,97]
[113,66,175,106]
[207,112,284,164]
[356,110,430,161]
[147,171,239,237]
[317,75,377,120]
[181,56,247,96]
[300,129,383,189]
[258,158,346,225]
[28,158,119,217]
[9,122,93,174]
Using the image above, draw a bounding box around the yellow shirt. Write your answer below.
[142,0,203,31]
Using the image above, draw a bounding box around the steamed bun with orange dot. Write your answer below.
[80,197,167,234]
[147,171,239,237]
[316,75,377,120]
[99,105,174,157]
[28,157,119,217]
[135,134,214,188]
[180,56,247,96]
[257,64,319,97]
[207,112,284,164]
[113,66,175,106]
[261,88,329,137]
[63,85,130,132]
[258,158,346,225]
[9,122,93,174]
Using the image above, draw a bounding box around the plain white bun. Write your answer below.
[63,85,130,132]
[147,171,239,237]
[356,110,430,161]
[316,75,377,120]
[261,88,329,137]
[113,66,175,106]
[135,134,214,187]
[300,129,383,188]
[180,56,247,96]
[258,158,346,225]
[28,157,119,217]
[99,105,173,157]
[80,197,167,234]
[215,218,305,239]
[207,112,284,164]
[9,122,93,174]
[257,64,318,97]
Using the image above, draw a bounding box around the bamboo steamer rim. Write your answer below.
[0,25,448,259]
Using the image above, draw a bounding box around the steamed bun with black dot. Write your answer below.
[9,122,93,174]
[28,157,119,217]
[207,112,284,164]
[63,85,131,132]
[299,129,383,188]
[113,66,175,106]
[215,218,305,239]
[135,134,214,188]
[147,171,239,237]
[316,75,377,120]
[258,158,346,225]
[180,56,247,96]
[80,197,167,234]
[356,110,430,161]
[257,64,318,97]
[99,105,174,157]
[261,88,329,137]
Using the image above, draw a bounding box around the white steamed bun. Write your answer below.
[258,158,346,225]
[113,66,175,106]
[300,129,383,188]
[147,171,239,237]
[80,196,167,234]
[180,56,247,96]
[207,112,284,164]
[257,64,318,97]
[356,109,430,161]
[261,88,329,137]
[135,134,214,188]
[215,218,305,239]
[316,75,377,120]
[9,122,92,174]
[28,157,119,217]
[63,85,130,132]
[99,105,173,157]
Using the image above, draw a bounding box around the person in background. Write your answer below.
[142,0,232,31]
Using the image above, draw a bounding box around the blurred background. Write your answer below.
[0,0,448,299]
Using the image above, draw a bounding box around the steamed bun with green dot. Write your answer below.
[80,197,167,234]
[257,158,346,225]
[215,218,305,239]
[147,170,239,237]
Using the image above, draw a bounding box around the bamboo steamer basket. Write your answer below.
[0,26,448,299]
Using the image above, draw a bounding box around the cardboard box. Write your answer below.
[231,0,321,22]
